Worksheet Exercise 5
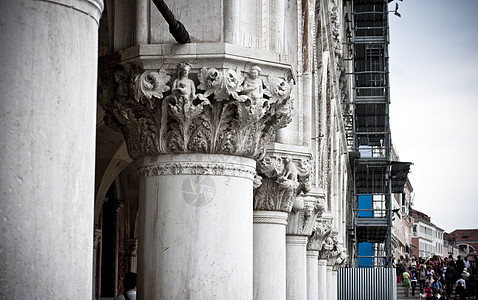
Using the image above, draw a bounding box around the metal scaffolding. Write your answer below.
[347,0,411,268]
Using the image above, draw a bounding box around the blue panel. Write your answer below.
[358,195,373,217]
[358,242,374,268]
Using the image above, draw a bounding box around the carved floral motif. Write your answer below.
[98,64,294,160]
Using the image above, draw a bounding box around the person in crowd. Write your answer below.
[446,261,457,297]
[464,257,471,271]
[457,256,465,279]
[114,272,137,300]
[419,288,427,300]
[431,275,443,293]
[425,282,433,300]
[455,275,467,299]
[411,267,418,297]
[403,269,412,298]
[420,264,428,290]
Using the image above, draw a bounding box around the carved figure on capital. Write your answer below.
[287,194,326,236]
[98,63,295,160]
[240,65,264,101]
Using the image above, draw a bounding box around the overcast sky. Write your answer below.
[388,0,478,232]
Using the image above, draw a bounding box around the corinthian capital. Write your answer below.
[253,156,311,212]
[98,63,294,160]
[307,217,333,251]
[286,189,326,236]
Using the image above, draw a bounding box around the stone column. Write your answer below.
[138,154,255,299]
[286,235,308,300]
[321,229,344,300]
[0,1,103,298]
[318,259,328,300]
[286,191,325,300]
[253,155,301,300]
[330,268,338,300]
[98,63,295,299]
[309,217,333,300]
[125,238,138,272]
[306,250,319,300]
[326,264,334,300]
[253,210,288,300]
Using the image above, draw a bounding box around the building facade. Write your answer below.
[0,0,365,299]
[410,209,445,259]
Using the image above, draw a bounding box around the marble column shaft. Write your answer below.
[0,0,102,298]
[326,265,334,300]
[286,235,308,300]
[253,210,288,300]
[318,259,328,300]
[138,154,255,299]
[306,250,319,300]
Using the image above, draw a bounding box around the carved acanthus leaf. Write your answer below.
[133,69,170,109]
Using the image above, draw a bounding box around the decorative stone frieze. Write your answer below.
[253,156,311,212]
[307,218,333,252]
[137,161,256,180]
[286,190,326,236]
[98,63,294,160]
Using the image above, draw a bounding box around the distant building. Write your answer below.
[410,209,445,259]
[444,232,460,259]
[392,179,413,258]
[448,229,478,261]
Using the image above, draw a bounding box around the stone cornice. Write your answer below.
[98,63,294,160]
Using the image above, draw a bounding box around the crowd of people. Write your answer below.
[395,254,478,299]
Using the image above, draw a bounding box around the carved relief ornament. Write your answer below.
[286,194,326,236]
[98,64,294,160]
[253,156,311,212]
[307,218,333,252]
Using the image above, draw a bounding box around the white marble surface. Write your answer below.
[286,235,308,300]
[0,0,102,298]
[137,154,254,299]
[326,265,334,300]
[306,250,319,300]
[253,210,288,300]
[318,259,328,300]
